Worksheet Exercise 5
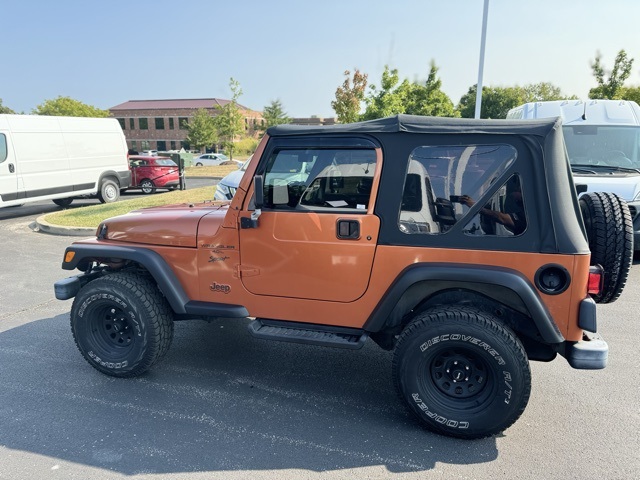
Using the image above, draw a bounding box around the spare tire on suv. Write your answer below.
[579,191,633,303]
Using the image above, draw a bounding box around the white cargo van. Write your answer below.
[0,114,131,208]
[507,99,640,250]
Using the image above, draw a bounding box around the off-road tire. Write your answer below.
[140,179,156,194]
[392,306,531,439]
[53,198,73,208]
[97,177,120,204]
[70,272,174,378]
[579,192,633,303]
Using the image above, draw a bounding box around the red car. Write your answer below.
[128,156,179,194]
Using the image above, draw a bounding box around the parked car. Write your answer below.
[128,155,179,194]
[193,153,241,167]
[214,156,251,200]
[140,150,158,156]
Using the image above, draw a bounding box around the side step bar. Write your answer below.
[248,318,368,350]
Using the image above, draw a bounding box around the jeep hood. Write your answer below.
[102,202,228,247]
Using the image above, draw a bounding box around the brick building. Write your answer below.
[109,98,264,152]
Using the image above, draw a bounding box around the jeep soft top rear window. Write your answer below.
[398,144,521,236]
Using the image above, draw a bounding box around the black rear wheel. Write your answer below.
[53,198,73,207]
[70,272,174,377]
[140,179,156,194]
[393,306,531,439]
[580,192,633,303]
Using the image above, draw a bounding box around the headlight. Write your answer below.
[214,183,230,200]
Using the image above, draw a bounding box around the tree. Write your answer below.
[32,96,109,117]
[185,108,217,152]
[0,98,15,114]
[262,99,291,128]
[214,78,245,161]
[522,82,576,102]
[331,69,368,123]
[589,49,634,99]
[457,82,575,119]
[619,86,640,104]
[399,61,457,117]
[361,66,405,120]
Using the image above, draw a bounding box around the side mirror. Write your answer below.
[254,175,264,209]
[241,175,264,229]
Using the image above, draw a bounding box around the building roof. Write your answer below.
[110,98,254,112]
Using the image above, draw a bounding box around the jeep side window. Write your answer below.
[0,134,7,163]
[263,148,376,211]
[399,144,517,234]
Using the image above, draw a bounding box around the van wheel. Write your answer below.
[580,192,633,303]
[98,178,120,204]
[140,179,156,194]
[70,272,174,378]
[53,198,73,208]
[393,306,531,439]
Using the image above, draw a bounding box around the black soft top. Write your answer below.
[268,115,587,254]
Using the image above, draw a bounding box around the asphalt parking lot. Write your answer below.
[1,197,639,480]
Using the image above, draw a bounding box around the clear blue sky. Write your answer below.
[2,0,640,118]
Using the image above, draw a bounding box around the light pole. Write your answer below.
[475,0,490,119]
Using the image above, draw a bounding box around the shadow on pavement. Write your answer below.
[0,315,498,475]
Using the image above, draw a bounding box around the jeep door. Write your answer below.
[238,141,381,302]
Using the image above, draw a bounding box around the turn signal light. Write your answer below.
[588,266,603,295]
[64,251,75,263]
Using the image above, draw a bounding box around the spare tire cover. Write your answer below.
[579,192,633,303]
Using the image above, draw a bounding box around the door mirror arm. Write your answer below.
[241,175,264,229]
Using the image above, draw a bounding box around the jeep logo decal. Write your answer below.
[210,282,231,294]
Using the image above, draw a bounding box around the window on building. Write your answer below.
[117,118,125,130]
[181,140,190,150]
[157,141,167,151]
[141,141,150,150]
[129,118,135,129]
[139,118,148,130]
[398,144,520,235]
[155,118,165,130]
[179,117,189,129]
[170,141,176,150]
[169,118,174,129]
[131,141,137,151]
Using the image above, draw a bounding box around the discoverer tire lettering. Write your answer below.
[392,306,531,439]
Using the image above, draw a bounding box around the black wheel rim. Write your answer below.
[87,304,135,357]
[430,348,489,399]
[418,344,496,410]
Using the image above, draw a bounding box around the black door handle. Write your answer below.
[8,163,15,173]
[337,219,360,239]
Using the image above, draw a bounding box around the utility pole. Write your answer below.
[475,0,490,119]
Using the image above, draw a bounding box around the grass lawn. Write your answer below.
[43,186,220,228]
[184,164,240,177]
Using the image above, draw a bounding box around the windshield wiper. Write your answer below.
[570,164,640,174]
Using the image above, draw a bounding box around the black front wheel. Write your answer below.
[393,306,531,439]
[70,272,174,377]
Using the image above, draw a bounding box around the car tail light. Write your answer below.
[588,265,603,295]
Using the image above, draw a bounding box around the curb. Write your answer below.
[35,215,96,237]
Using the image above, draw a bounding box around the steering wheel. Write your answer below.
[603,150,633,166]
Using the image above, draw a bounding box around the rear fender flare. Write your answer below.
[364,263,564,344]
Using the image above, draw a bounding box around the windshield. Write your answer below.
[563,125,640,168]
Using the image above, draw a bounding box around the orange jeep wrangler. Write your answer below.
[54,115,633,439]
